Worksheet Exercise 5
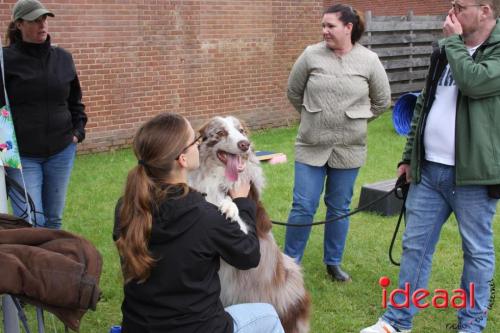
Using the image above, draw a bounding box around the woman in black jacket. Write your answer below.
[2,0,87,229]
[114,113,284,333]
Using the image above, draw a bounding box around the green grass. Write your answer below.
[4,112,499,332]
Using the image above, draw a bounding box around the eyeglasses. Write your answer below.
[175,135,203,160]
[451,1,483,13]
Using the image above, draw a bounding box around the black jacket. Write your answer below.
[1,35,87,157]
[113,190,260,333]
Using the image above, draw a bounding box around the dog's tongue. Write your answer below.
[225,154,241,182]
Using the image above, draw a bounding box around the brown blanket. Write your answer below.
[0,213,102,331]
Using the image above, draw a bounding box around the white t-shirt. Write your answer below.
[424,45,479,166]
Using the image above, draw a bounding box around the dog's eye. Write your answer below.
[239,128,246,134]
[216,131,225,136]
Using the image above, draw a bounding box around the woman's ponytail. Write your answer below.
[116,166,156,283]
[350,9,365,44]
[5,21,19,46]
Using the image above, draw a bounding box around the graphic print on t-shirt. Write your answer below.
[438,66,456,87]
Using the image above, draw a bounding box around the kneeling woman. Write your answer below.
[114,113,284,333]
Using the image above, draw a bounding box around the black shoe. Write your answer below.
[326,265,352,282]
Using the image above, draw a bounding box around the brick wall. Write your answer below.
[323,0,451,15]
[1,1,450,153]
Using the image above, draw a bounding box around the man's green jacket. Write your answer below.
[402,19,500,185]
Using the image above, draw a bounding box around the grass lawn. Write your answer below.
[4,112,499,332]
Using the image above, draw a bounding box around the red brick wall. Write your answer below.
[323,0,451,15]
[0,1,448,153]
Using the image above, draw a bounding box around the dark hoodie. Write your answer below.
[113,190,260,333]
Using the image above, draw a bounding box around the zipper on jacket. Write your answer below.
[43,52,50,156]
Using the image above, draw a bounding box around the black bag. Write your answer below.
[487,184,500,199]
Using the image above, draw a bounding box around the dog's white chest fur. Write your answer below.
[193,169,249,234]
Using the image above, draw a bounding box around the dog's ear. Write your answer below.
[239,119,251,136]
[197,120,211,138]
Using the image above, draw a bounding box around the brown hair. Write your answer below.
[324,4,365,44]
[115,113,191,283]
[5,21,21,46]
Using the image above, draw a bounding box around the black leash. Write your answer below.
[388,176,409,266]
[271,174,409,228]
[270,174,410,266]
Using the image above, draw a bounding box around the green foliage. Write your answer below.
[4,112,498,332]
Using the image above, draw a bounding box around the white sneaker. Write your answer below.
[360,319,411,333]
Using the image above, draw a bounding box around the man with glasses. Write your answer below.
[361,1,500,332]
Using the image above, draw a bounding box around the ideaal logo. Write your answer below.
[379,276,475,309]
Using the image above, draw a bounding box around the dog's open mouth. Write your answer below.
[217,150,246,181]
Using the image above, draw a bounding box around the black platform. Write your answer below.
[357,178,404,216]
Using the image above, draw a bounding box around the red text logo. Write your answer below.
[379,276,475,309]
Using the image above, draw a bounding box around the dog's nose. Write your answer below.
[238,140,250,152]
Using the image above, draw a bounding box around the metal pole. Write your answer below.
[1,167,20,333]
[36,307,44,333]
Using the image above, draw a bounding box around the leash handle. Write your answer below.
[389,198,406,266]
[389,173,410,266]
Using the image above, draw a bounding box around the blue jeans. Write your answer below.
[284,161,360,265]
[225,303,284,333]
[6,143,77,229]
[382,161,497,333]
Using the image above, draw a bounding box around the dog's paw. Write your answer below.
[219,198,239,221]
[218,199,248,234]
